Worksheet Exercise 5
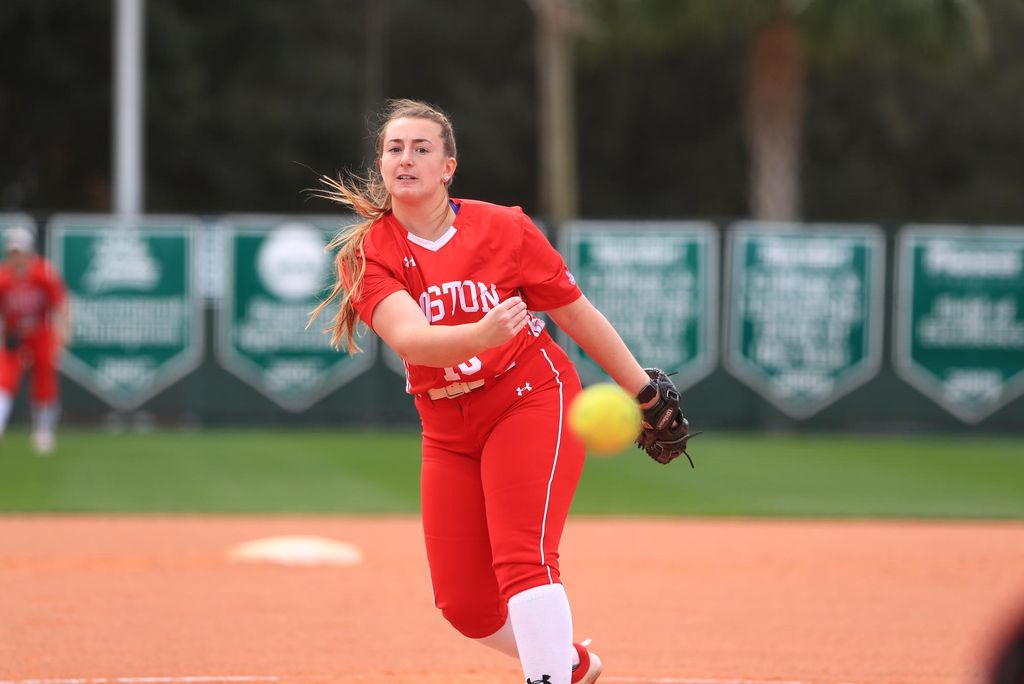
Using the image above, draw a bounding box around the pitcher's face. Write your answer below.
[380,117,456,205]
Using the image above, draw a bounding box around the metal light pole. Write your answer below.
[113,0,145,215]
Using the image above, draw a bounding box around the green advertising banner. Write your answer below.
[216,216,375,412]
[894,226,1024,423]
[725,223,885,418]
[561,222,718,387]
[48,215,203,410]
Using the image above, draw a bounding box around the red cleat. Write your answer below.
[571,639,602,684]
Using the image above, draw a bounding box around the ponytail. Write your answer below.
[307,172,390,353]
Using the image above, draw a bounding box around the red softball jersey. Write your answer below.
[0,256,66,340]
[352,199,582,395]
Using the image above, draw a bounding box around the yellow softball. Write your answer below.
[568,382,642,455]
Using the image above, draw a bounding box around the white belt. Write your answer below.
[427,379,486,400]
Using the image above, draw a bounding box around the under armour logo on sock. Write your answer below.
[516,383,532,396]
[526,676,552,684]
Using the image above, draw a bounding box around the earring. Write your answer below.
[443,176,450,184]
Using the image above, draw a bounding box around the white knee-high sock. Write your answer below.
[475,613,582,669]
[0,391,13,435]
[32,402,60,435]
[508,583,574,684]
[474,614,519,658]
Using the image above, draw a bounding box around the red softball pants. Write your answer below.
[414,341,585,639]
[0,330,59,402]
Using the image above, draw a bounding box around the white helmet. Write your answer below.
[4,225,35,253]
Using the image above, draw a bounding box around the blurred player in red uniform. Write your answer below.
[0,225,70,454]
[311,100,663,684]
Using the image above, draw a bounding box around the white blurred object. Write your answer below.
[4,225,35,253]
[31,431,55,455]
[227,535,364,567]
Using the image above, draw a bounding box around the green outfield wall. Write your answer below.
[4,213,1022,432]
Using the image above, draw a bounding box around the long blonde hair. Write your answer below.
[309,99,458,353]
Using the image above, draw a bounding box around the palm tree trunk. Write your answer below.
[745,10,804,221]
[529,0,579,226]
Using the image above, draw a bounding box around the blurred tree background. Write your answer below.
[1,0,1022,224]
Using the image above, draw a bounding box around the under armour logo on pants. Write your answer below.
[516,383,533,396]
[526,676,552,684]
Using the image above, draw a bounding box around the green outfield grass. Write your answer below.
[0,428,1021,518]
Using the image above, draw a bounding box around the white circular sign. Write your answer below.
[257,223,329,300]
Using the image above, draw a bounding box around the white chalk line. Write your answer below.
[0,677,287,684]
[604,678,862,684]
[0,677,871,684]
[604,678,865,684]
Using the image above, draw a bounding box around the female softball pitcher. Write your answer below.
[311,99,666,684]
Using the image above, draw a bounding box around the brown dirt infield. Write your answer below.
[2,516,1023,684]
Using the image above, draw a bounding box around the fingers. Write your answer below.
[481,296,530,346]
[501,296,525,314]
[503,296,529,333]
[498,296,528,336]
